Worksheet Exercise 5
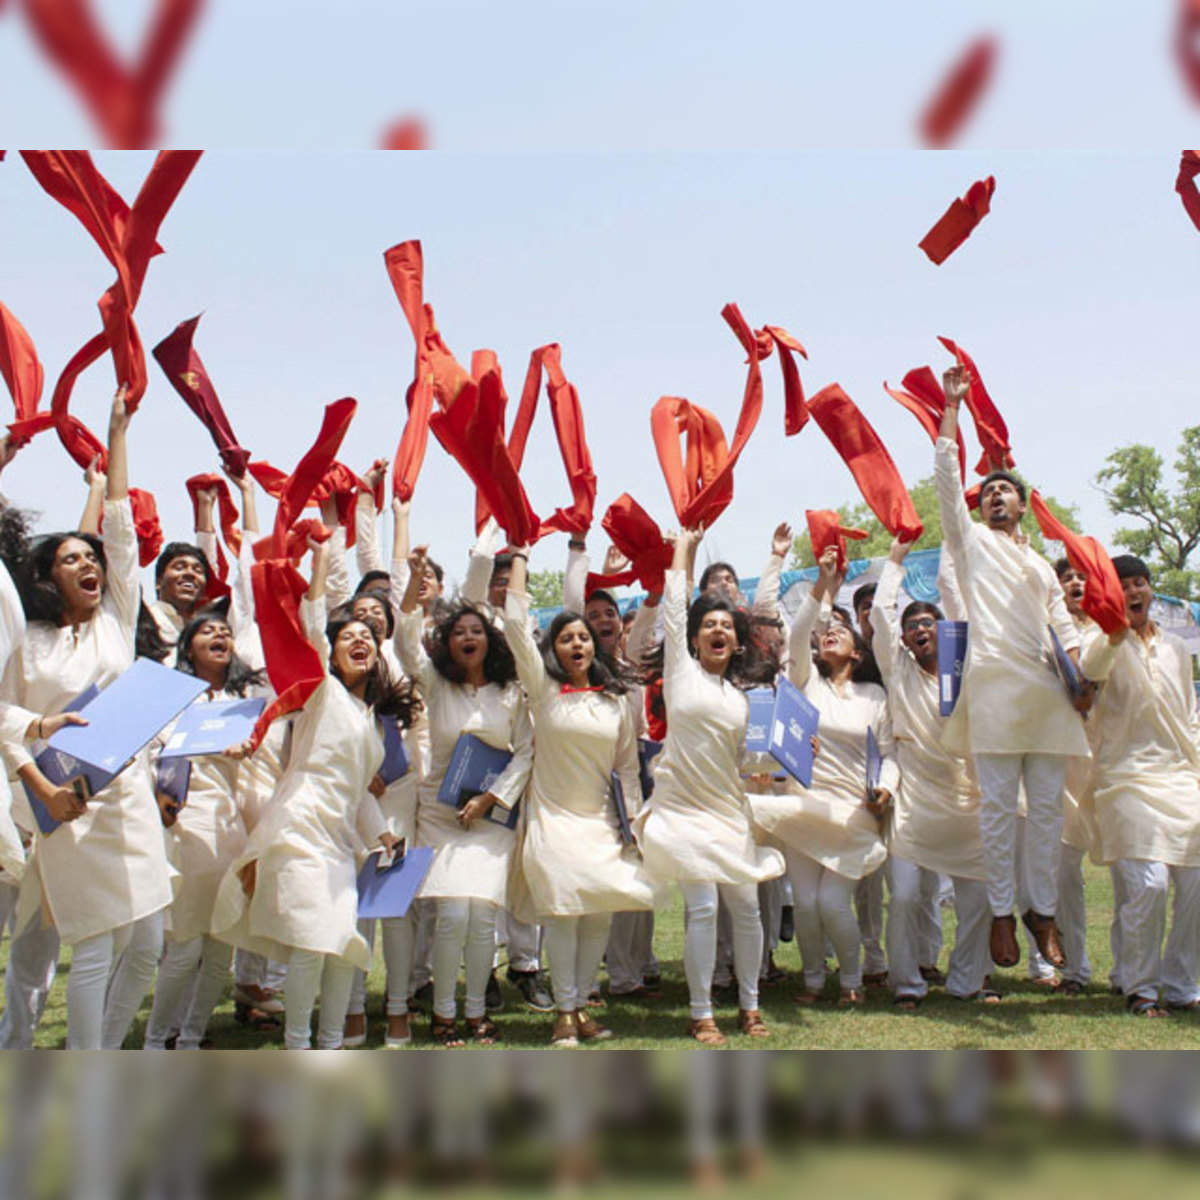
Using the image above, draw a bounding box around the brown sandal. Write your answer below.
[737,1008,770,1038]
[688,1017,726,1046]
[838,988,865,1007]
[464,1015,501,1045]
[431,1015,465,1047]
[794,989,821,1006]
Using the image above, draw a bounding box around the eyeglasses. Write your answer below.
[902,617,937,632]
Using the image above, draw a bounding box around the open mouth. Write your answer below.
[209,639,231,657]
[911,631,933,652]
[176,579,199,596]
[459,642,480,657]
[349,645,372,664]
[78,573,101,597]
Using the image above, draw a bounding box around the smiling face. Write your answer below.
[901,611,938,671]
[1058,567,1086,617]
[818,620,861,671]
[51,536,105,620]
[417,564,442,606]
[692,608,738,675]
[584,596,621,656]
[980,477,1025,533]
[188,618,234,679]
[352,594,388,642]
[702,566,739,602]
[488,567,511,610]
[1121,574,1153,630]
[332,619,378,685]
[158,553,207,614]
[554,619,595,682]
[448,612,489,674]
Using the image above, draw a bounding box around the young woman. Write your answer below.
[397,545,533,1046]
[635,527,784,1046]
[142,610,266,1048]
[503,548,662,1046]
[1,388,176,1049]
[211,538,413,1049]
[753,546,898,1007]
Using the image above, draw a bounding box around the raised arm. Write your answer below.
[869,542,910,683]
[100,389,139,634]
[752,522,792,618]
[462,517,501,607]
[787,546,838,690]
[397,545,437,692]
[935,365,974,561]
[355,459,388,578]
[663,527,702,681]
[503,547,549,705]
[106,384,129,502]
[562,535,589,614]
[77,456,106,534]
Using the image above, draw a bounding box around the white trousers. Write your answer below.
[144,934,233,1048]
[1112,858,1200,1005]
[715,881,781,983]
[679,881,762,1018]
[101,909,165,1048]
[284,948,355,1049]
[67,923,135,1049]
[0,900,59,1049]
[433,897,498,1020]
[786,850,862,992]
[943,875,993,998]
[543,913,613,1013]
[409,897,436,991]
[855,867,887,976]
[497,910,540,973]
[974,752,1067,916]
[347,914,416,1017]
[235,948,287,993]
[886,857,938,998]
[916,872,945,968]
[1109,865,1128,992]
[604,910,658,993]
[1057,843,1092,985]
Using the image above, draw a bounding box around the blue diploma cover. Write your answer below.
[436,733,518,829]
[766,676,820,788]
[637,738,663,799]
[378,719,410,785]
[356,844,435,919]
[608,771,635,846]
[936,620,969,717]
[160,697,266,758]
[744,688,776,754]
[1048,624,1082,700]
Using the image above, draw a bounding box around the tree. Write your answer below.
[526,568,564,608]
[1096,427,1200,600]
[788,474,1081,568]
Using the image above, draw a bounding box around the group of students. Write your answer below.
[0,364,1197,1050]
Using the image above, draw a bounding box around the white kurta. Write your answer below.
[0,499,173,944]
[211,608,388,969]
[751,590,898,880]
[0,560,35,881]
[396,608,533,906]
[869,560,986,880]
[1061,613,1102,856]
[1080,624,1200,868]
[635,570,784,886]
[504,589,662,917]
[935,436,1089,758]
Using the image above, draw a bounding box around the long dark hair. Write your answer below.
[814,620,883,686]
[326,612,418,725]
[0,501,34,578]
[17,531,108,624]
[429,604,517,687]
[137,596,174,662]
[540,610,634,696]
[176,609,267,697]
[686,594,778,688]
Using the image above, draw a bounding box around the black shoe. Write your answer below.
[507,967,555,1013]
[407,981,433,1016]
[485,970,504,1013]
[643,972,661,989]
[779,904,795,943]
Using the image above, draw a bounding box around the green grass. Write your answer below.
[9,859,1200,1048]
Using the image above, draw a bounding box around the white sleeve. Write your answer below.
[662,570,690,683]
[100,497,140,635]
[936,540,967,622]
[562,544,588,614]
[355,493,384,577]
[752,553,784,619]
[324,526,353,613]
[786,590,820,689]
[503,590,550,707]
[396,608,437,694]
[488,693,533,808]
[625,600,659,667]
[869,560,904,685]
[934,436,974,564]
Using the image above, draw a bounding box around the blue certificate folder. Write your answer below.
[866,727,882,802]
[637,738,663,798]
[356,845,434,919]
[936,620,969,717]
[22,683,99,835]
[156,757,192,810]
[1048,624,1082,700]
[766,676,820,788]
[377,719,410,786]
[744,688,776,754]
[608,772,635,846]
[160,697,266,758]
[436,733,518,829]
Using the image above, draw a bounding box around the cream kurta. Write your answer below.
[1062,613,1102,855]
[396,608,532,906]
[636,570,784,886]
[0,500,174,944]
[751,591,898,880]
[156,691,248,943]
[211,598,388,968]
[935,436,1089,758]
[504,589,661,917]
[869,560,986,880]
[1079,624,1200,868]
[0,560,36,881]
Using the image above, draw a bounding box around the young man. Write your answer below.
[1079,556,1200,1016]
[935,365,1089,970]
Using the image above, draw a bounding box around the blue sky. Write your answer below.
[2,147,1198,594]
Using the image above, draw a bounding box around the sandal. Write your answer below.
[574,1010,613,1043]
[794,989,821,1006]
[551,1011,579,1047]
[464,1015,501,1045]
[234,1004,282,1033]
[953,988,1001,1004]
[838,988,865,1007]
[1127,995,1170,1018]
[688,1018,726,1047]
[1053,979,1087,997]
[737,1008,770,1038]
[892,993,923,1011]
[343,1011,367,1049]
[431,1015,465,1047]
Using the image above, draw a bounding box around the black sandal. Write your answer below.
[431,1015,466,1046]
[464,1015,501,1045]
[1126,995,1170,1018]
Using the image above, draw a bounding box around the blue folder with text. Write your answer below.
[22,683,100,835]
[936,621,969,717]
[608,771,635,846]
[766,676,820,788]
[637,738,663,798]
[1048,624,1082,700]
[744,688,776,754]
[156,757,192,811]
[356,845,434,919]
[378,718,410,785]
[160,697,266,758]
[436,733,518,828]
[866,726,882,802]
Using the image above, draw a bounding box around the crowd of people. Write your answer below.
[0,363,1196,1050]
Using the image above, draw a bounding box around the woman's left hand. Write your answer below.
[865,787,892,821]
[457,792,497,827]
[223,739,254,760]
[368,773,386,798]
[378,831,404,856]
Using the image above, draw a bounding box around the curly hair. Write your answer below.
[429,604,517,687]
[0,500,35,578]
[686,594,778,687]
[540,610,635,696]
[326,613,418,725]
[17,531,108,625]
[175,609,267,696]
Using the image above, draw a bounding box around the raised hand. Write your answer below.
[771,522,793,559]
[942,364,969,407]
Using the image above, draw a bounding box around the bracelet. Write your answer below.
[568,539,586,551]
[511,551,528,561]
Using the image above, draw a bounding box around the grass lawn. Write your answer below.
[8,858,1200,1049]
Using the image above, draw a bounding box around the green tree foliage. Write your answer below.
[1096,427,1200,601]
[527,569,564,608]
[788,474,1081,567]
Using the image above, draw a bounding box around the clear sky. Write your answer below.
[2,147,1198,596]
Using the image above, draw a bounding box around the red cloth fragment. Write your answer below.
[651,304,764,530]
[937,336,1013,474]
[253,518,331,565]
[805,509,868,574]
[0,302,48,449]
[919,176,995,264]
[153,315,251,476]
[1175,150,1200,232]
[918,36,998,146]
[380,118,429,150]
[584,493,674,596]
[756,324,809,435]
[21,0,204,148]
[1177,0,1200,105]
[127,486,163,566]
[884,366,967,482]
[806,383,924,542]
[1029,491,1128,635]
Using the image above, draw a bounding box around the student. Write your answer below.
[503,548,661,1045]
[1079,555,1200,1017]
[935,364,1088,970]
[870,538,994,1005]
[754,546,897,1007]
[212,537,412,1048]
[397,546,534,1045]
[636,526,784,1046]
